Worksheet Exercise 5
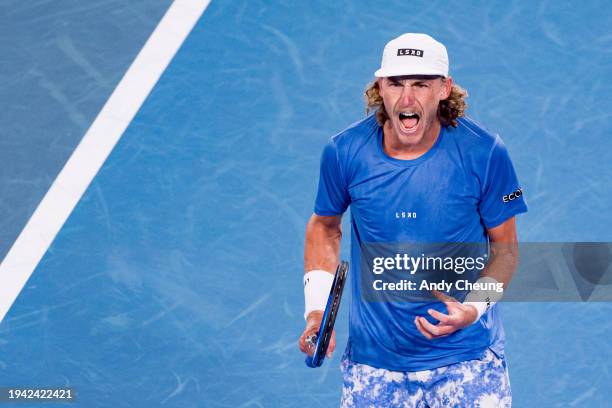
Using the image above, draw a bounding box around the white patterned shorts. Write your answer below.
[340,349,511,408]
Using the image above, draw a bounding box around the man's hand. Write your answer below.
[298,310,336,357]
[414,290,478,340]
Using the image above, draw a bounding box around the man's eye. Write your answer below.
[416,83,428,88]
[390,82,401,87]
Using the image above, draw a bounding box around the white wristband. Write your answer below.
[463,277,503,324]
[303,270,334,320]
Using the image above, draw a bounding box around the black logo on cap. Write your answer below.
[397,48,424,57]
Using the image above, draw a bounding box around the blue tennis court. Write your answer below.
[1,1,611,406]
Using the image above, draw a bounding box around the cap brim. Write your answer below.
[374,67,448,78]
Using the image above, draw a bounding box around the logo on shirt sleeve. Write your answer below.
[502,187,523,203]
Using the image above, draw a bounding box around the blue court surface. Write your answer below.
[1,1,611,407]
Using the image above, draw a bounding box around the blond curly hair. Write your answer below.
[364,78,468,128]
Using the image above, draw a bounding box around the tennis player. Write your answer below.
[298,33,527,407]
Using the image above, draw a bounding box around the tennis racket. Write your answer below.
[305,261,349,368]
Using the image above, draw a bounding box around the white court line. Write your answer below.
[0,0,212,322]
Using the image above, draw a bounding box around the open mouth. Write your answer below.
[398,112,420,132]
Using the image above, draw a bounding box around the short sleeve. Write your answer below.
[314,141,350,216]
[478,136,528,228]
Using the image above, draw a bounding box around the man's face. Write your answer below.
[378,75,452,147]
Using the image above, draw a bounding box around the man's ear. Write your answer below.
[377,78,384,97]
[441,77,453,100]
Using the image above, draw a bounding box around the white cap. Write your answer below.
[374,33,449,78]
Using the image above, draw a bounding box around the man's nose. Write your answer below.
[400,86,415,105]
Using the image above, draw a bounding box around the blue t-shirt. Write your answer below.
[314,114,528,371]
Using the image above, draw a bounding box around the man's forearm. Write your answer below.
[462,218,519,322]
[302,215,342,320]
[480,241,519,289]
[304,216,342,273]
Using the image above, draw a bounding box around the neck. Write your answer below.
[382,120,442,160]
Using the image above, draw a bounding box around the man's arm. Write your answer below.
[298,214,342,356]
[415,217,519,340]
[304,214,343,274]
[479,216,519,289]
